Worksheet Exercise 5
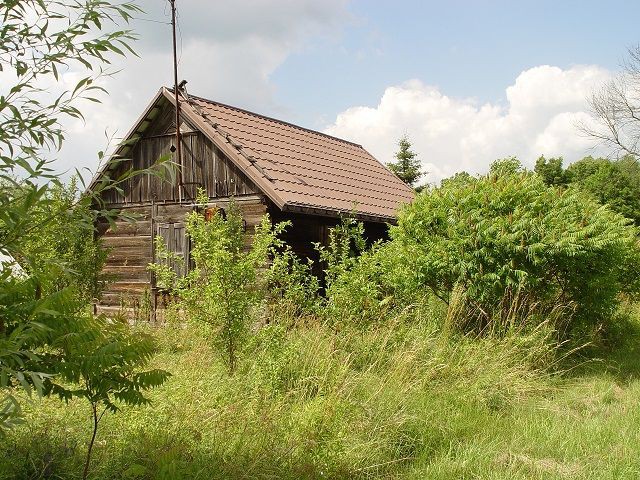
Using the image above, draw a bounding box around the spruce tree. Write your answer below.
[387,136,424,189]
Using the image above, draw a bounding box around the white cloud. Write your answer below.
[324,65,612,183]
[45,0,350,177]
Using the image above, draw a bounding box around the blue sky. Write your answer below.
[46,0,639,182]
[273,0,640,129]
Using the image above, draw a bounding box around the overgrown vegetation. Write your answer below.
[150,194,291,373]
[535,155,640,225]
[3,2,640,479]
[6,149,640,477]
[2,303,640,479]
[0,1,170,478]
[392,158,640,336]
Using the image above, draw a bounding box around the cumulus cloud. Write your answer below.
[48,0,350,176]
[324,65,612,183]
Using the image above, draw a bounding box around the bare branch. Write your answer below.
[581,45,640,159]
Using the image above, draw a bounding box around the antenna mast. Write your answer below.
[169,0,183,200]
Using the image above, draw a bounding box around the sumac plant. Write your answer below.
[392,158,640,335]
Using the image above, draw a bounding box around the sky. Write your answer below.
[40,0,640,184]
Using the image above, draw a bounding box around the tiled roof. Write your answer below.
[181,92,415,221]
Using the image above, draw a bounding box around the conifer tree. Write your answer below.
[387,136,424,189]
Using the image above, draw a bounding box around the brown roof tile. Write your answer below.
[177,90,415,220]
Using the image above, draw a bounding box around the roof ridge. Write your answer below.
[180,90,363,149]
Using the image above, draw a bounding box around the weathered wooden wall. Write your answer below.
[95,197,267,318]
[100,99,258,205]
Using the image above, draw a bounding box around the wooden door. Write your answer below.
[155,222,188,278]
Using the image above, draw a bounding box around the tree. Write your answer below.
[534,156,569,187]
[581,45,640,158]
[46,320,170,480]
[566,156,640,225]
[387,136,424,189]
[150,194,287,374]
[0,0,170,437]
[534,155,640,226]
[17,177,108,306]
[391,158,640,336]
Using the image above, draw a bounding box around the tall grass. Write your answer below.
[0,297,576,480]
[2,294,640,479]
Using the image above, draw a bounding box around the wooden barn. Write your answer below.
[91,87,415,317]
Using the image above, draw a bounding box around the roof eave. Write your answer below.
[281,202,397,224]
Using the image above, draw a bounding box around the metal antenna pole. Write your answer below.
[169,0,183,201]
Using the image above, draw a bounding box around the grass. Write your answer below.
[2,304,640,479]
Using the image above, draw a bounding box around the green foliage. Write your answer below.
[264,246,320,323]
[38,316,170,479]
[322,242,397,329]
[0,266,170,475]
[149,194,288,373]
[1,0,141,167]
[45,320,170,413]
[535,155,640,226]
[316,216,390,328]
[534,155,569,187]
[316,215,367,290]
[566,156,640,226]
[392,158,640,336]
[4,311,626,479]
[386,136,424,188]
[17,177,107,306]
[0,0,175,440]
[45,318,170,479]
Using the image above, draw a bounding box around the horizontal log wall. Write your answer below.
[95,197,267,319]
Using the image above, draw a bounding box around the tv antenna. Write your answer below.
[169,0,184,200]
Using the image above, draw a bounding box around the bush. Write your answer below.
[264,247,320,323]
[316,216,398,329]
[150,198,286,373]
[390,158,640,336]
[18,177,107,307]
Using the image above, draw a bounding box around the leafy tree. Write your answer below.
[0,0,171,437]
[16,177,107,306]
[387,136,424,189]
[440,170,474,188]
[535,155,640,226]
[391,158,640,336]
[150,194,288,373]
[566,156,640,225]
[534,156,569,187]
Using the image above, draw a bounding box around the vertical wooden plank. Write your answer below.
[216,146,227,197]
[173,223,185,277]
[155,222,187,278]
[207,138,216,198]
[150,200,157,322]
[192,134,204,198]
[131,150,141,204]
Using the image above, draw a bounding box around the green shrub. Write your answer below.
[17,177,107,307]
[391,158,640,336]
[264,245,320,323]
[322,243,396,329]
[316,216,400,329]
[149,195,290,373]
